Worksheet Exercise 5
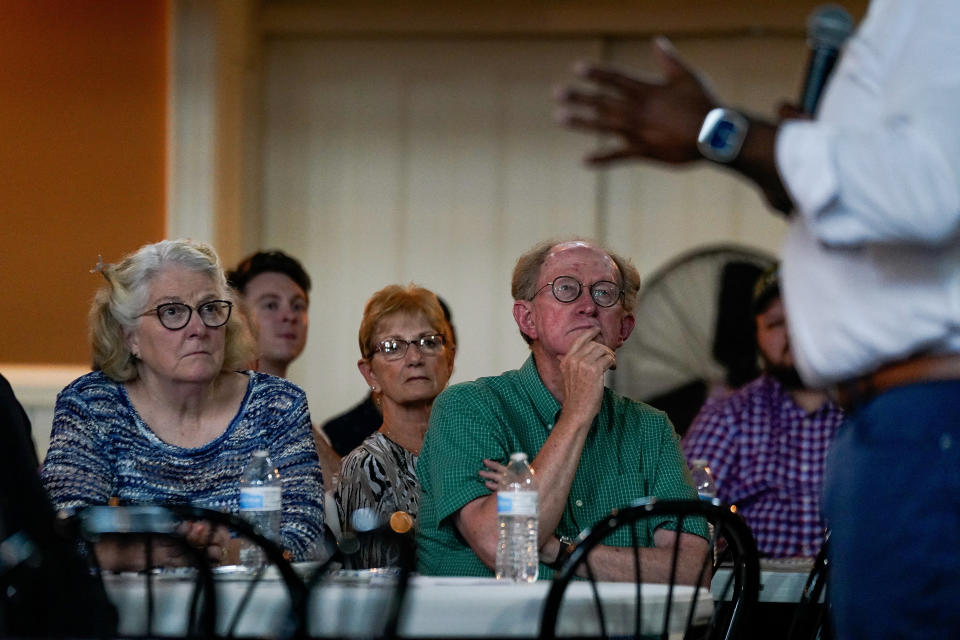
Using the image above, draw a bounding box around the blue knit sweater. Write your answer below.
[40,370,324,560]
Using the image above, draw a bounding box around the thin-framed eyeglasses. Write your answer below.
[140,300,233,331]
[372,334,446,361]
[531,275,623,308]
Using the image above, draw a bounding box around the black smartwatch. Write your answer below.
[697,107,749,163]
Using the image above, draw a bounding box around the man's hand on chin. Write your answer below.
[558,328,616,425]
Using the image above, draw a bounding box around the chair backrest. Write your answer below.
[787,533,832,640]
[540,498,760,640]
[0,388,118,638]
[186,505,310,639]
[74,504,219,638]
[73,504,309,639]
[305,507,416,639]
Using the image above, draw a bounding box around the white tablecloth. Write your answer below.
[713,558,817,604]
[103,572,714,637]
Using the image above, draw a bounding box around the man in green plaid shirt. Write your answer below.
[417,238,708,581]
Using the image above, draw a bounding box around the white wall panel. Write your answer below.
[3,364,91,462]
[261,39,602,421]
[604,36,803,278]
[168,0,217,245]
[260,34,806,422]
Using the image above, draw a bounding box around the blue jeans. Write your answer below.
[824,380,960,639]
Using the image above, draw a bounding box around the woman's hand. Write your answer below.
[176,519,232,565]
[94,519,233,571]
[478,458,507,492]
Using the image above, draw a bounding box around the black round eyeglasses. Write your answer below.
[531,276,623,308]
[140,300,233,331]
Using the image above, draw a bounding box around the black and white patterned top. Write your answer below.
[336,431,419,568]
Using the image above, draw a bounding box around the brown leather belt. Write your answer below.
[833,353,960,411]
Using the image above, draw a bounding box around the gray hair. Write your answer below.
[90,238,254,381]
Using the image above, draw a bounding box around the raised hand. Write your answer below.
[555,37,717,165]
[174,520,232,565]
[558,328,616,426]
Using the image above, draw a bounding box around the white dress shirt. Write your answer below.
[775,0,960,387]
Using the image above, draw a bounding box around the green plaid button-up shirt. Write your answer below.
[416,355,703,578]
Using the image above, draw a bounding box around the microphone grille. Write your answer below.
[807,4,854,50]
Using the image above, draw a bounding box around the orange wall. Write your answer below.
[0,0,168,365]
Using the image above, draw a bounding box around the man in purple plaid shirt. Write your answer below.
[682,265,844,558]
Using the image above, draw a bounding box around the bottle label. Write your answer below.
[239,486,281,510]
[497,491,538,516]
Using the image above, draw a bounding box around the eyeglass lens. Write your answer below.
[156,301,232,330]
[551,276,621,308]
[375,334,445,360]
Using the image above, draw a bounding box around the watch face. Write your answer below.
[707,120,739,151]
[698,108,748,163]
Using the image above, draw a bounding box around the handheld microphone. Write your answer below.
[800,4,854,115]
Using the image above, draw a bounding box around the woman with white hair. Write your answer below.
[40,238,324,570]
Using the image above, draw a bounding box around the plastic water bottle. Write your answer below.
[495,452,538,583]
[239,449,282,567]
[690,459,717,501]
[690,459,718,557]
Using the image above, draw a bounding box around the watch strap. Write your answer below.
[550,535,575,570]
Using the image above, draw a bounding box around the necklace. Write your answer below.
[379,425,422,455]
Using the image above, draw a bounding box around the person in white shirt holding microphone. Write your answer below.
[555,3,960,638]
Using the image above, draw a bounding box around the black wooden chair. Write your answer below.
[73,504,309,639]
[787,532,832,640]
[304,507,416,639]
[0,388,118,638]
[193,505,310,639]
[540,498,760,640]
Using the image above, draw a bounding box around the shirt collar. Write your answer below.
[518,354,563,428]
[761,373,840,417]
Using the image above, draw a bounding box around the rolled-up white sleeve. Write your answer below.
[776,1,960,247]
[778,120,960,246]
[776,121,840,221]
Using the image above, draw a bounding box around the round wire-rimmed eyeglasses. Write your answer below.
[531,275,623,308]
